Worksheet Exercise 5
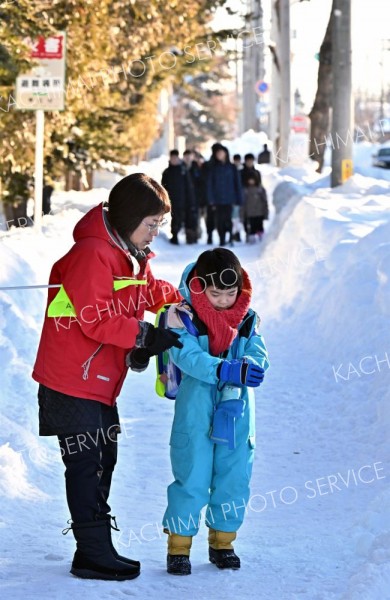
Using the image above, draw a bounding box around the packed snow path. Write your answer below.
[0,165,389,599]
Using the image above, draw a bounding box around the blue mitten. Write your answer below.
[210,398,245,450]
[218,359,264,387]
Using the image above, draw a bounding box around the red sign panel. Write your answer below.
[291,115,309,133]
[31,35,64,59]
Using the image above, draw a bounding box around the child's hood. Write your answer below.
[177,262,197,303]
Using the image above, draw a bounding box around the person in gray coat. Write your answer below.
[242,176,269,242]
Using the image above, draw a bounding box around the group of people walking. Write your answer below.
[161,143,270,247]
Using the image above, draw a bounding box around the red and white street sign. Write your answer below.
[290,114,309,133]
[16,32,66,111]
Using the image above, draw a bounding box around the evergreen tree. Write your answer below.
[0,0,231,194]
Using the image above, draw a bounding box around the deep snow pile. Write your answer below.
[0,157,389,599]
[253,171,390,599]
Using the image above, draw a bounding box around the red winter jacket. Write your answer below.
[32,203,180,405]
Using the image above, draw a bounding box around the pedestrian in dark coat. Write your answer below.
[241,153,262,187]
[42,181,54,215]
[182,150,201,243]
[258,143,271,164]
[206,143,243,246]
[199,156,216,244]
[161,150,195,244]
[233,153,243,169]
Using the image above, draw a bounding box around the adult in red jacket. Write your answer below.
[32,173,182,581]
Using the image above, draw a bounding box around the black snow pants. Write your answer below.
[38,384,120,523]
[215,204,233,245]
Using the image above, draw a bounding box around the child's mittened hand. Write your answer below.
[218,359,264,387]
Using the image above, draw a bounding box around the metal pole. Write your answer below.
[270,2,280,160]
[0,284,60,291]
[331,0,353,187]
[34,109,45,228]
[279,0,291,165]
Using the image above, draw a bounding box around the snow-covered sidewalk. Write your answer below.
[0,164,389,599]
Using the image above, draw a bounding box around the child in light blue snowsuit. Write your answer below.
[162,248,269,575]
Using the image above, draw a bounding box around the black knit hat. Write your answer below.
[194,248,243,291]
[108,173,170,238]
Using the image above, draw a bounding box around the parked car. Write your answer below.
[372,146,390,168]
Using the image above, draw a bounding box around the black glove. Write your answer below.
[136,321,183,356]
[126,347,150,372]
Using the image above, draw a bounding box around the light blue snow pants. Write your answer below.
[162,390,255,536]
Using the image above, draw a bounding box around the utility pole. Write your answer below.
[331,0,352,187]
[277,0,291,165]
[242,0,265,132]
[279,0,291,165]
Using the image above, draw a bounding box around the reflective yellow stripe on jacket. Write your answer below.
[47,279,147,318]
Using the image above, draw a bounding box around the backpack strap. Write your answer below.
[166,301,201,337]
[237,311,257,338]
[178,311,199,337]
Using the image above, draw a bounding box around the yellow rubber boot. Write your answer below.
[166,533,192,575]
[208,528,236,550]
[167,533,192,556]
[208,529,240,570]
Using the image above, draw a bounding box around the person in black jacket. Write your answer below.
[183,150,201,243]
[193,152,209,241]
[42,180,54,215]
[258,143,271,165]
[241,153,262,188]
[161,150,195,245]
[233,154,243,170]
[206,143,243,246]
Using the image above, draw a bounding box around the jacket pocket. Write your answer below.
[169,431,191,481]
[170,431,190,449]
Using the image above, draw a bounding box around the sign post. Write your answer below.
[16,32,66,228]
[34,110,45,228]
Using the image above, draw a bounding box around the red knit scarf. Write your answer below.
[190,270,252,356]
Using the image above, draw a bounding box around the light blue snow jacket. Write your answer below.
[163,262,269,535]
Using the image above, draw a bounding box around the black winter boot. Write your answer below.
[167,554,191,575]
[209,547,241,569]
[70,520,140,580]
[104,516,140,568]
[166,532,192,575]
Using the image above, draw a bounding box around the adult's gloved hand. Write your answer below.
[136,321,183,356]
[126,348,150,372]
[217,359,264,387]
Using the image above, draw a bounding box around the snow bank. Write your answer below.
[343,488,390,600]
[252,170,390,598]
[0,443,48,500]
